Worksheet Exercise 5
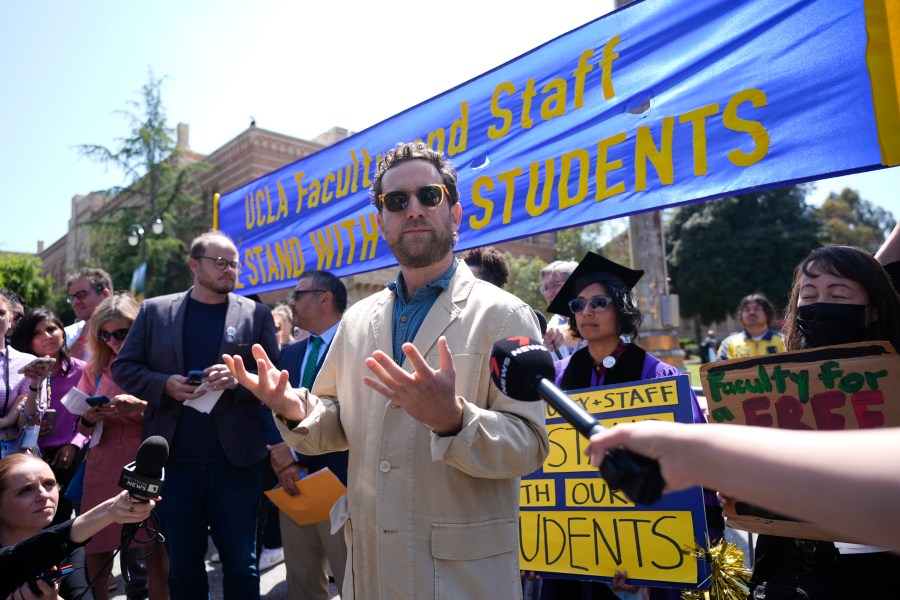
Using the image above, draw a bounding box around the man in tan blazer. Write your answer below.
[227,142,549,599]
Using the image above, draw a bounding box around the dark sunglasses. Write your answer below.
[378,184,449,213]
[98,328,130,342]
[568,295,613,314]
[290,289,327,302]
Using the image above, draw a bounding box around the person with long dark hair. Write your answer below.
[746,245,900,598]
[10,308,87,524]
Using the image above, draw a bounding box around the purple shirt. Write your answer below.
[38,358,89,450]
[554,349,705,424]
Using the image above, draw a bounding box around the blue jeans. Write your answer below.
[157,461,262,599]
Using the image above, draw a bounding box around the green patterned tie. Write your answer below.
[301,336,324,389]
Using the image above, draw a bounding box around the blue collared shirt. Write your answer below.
[387,259,459,365]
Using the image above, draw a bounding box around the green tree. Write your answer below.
[553,219,626,262]
[666,185,821,324]
[505,253,548,313]
[0,253,54,310]
[77,71,207,298]
[816,188,895,253]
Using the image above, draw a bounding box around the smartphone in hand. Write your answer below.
[187,370,205,386]
[17,357,56,374]
[27,565,75,594]
[85,395,111,407]
[39,409,57,438]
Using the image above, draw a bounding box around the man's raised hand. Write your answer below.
[223,344,306,422]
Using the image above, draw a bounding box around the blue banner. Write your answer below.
[217,0,892,295]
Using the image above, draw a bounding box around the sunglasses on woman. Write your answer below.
[568,296,613,314]
[378,184,450,212]
[98,328,130,342]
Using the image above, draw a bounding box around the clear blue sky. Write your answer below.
[1,1,897,255]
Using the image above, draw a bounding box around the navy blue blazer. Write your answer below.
[275,337,348,486]
[112,289,279,468]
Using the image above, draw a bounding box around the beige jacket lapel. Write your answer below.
[410,264,474,364]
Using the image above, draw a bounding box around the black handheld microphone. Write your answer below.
[119,435,168,501]
[490,337,665,504]
[118,436,168,545]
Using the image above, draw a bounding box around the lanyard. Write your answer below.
[1,348,9,418]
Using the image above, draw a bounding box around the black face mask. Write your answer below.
[796,303,869,348]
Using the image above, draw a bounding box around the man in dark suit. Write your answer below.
[112,230,278,600]
[267,269,348,600]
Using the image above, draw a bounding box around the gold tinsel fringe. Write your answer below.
[680,537,751,600]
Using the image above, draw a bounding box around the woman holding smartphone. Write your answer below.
[71,294,169,600]
[74,294,169,600]
[10,309,87,524]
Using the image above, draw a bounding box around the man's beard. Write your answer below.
[201,273,236,295]
[387,218,455,269]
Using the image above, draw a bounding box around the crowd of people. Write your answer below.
[1,141,898,600]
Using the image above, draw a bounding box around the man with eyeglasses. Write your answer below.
[226,142,549,599]
[112,229,279,600]
[540,260,585,359]
[261,270,349,599]
[63,268,113,361]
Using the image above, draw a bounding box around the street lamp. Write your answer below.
[127,215,164,262]
[127,214,164,299]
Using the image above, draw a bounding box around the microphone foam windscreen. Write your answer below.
[134,435,169,478]
[490,337,556,401]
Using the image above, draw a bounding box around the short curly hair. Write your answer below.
[463,246,510,288]
[370,142,459,212]
[64,268,113,294]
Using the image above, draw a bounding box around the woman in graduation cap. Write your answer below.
[541,251,712,600]
[549,252,703,419]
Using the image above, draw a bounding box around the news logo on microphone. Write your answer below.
[490,337,555,401]
[118,463,163,497]
[119,435,168,500]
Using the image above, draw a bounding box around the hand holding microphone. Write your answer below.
[490,337,665,504]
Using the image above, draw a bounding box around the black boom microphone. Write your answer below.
[490,337,665,504]
[119,435,168,501]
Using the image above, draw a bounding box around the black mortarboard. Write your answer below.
[545,251,643,317]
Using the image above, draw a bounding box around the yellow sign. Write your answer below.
[520,375,709,589]
[519,510,697,583]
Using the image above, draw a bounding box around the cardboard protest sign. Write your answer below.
[519,375,711,590]
[700,341,899,541]
[700,341,900,431]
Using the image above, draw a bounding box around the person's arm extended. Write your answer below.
[875,221,900,265]
[586,421,900,554]
[69,490,155,543]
